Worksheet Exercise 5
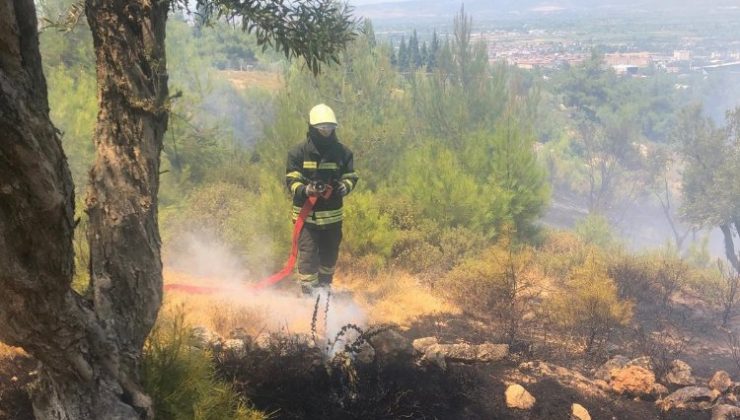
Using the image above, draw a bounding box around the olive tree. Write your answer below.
[0,0,353,418]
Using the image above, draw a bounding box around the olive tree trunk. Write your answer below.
[0,0,168,418]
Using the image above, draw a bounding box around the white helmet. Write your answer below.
[309,104,338,126]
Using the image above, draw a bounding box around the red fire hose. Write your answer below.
[164,187,330,295]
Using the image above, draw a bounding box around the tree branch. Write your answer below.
[187,0,356,75]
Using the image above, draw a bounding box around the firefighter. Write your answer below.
[285,104,358,294]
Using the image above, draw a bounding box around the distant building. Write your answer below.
[673,50,691,61]
[613,64,639,75]
[605,52,652,67]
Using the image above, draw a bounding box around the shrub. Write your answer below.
[161,178,293,276]
[391,225,486,285]
[608,252,655,303]
[437,239,539,342]
[574,213,615,249]
[537,229,588,280]
[342,191,398,265]
[141,307,265,420]
[548,251,633,354]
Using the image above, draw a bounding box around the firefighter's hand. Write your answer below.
[336,182,348,197]
[305,183,320,197]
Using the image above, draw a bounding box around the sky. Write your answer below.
[349,0,410,4]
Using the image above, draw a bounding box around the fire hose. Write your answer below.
[164,184,333,295]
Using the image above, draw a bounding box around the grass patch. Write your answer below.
[141,305,266,420]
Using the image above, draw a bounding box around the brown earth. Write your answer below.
[219,70,282,92]
[0,268,734,419]
[0,347,34,420]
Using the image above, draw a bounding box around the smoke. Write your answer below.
[164,233,368,342]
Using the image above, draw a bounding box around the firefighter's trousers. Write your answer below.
[296,223,342,287]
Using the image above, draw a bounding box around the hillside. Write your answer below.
[355,0,740,22]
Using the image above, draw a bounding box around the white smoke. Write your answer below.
[164,233,368,342]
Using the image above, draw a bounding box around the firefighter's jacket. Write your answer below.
[285,134,358,229]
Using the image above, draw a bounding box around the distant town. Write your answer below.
[473,29,740,76]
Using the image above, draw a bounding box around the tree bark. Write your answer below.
[0,0,168,418]
[720,223,740,274]
[84,0,169,374]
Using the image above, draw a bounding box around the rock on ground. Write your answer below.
[370,330,413,358]
[658,386,719,411]
[663,359,695,386]
[709,371,733,393]
[421,342,508,369]
[594,355,630,381]
[572,403,591,420]
[519,361,608,398]
[626,356,653,371]
[412,337,438,354]
[712,404,740,420]
[505,384,536,410]
[651,383,670,398]
[476,343,509,362]
[610,366,656,398]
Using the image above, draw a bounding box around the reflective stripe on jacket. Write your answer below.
[285,136,358,228]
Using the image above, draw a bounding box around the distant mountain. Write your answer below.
[353,0,740,23]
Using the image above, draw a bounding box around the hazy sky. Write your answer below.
[350,0,410,4]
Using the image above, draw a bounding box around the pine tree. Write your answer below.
[409,30,421,69]
[389,40,397,66]
[427,29,440,72]
[398,36,409,70]
[420,41,429,71]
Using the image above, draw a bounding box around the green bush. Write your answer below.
[547,251,633,353]
[342,191,398,265]
[574,213,616,249]
[161,177,293,274]
[437,239,537,331]
[536,229,588,280]
[142,308,265,420]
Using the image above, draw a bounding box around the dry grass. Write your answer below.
[337,270,460,329]
[163,269,269,336]
[219,70,282,92]
[163,267,459,337]
[0,343,26,360]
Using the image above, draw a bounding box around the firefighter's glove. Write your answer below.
[336,182,348,197]
[305,183,320,197]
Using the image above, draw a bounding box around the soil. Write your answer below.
[400,314,711,420]
[0,355,35,420]
[210,309,715,420]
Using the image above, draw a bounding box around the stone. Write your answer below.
[422,345,447,370]
[222,338,246,356]
[712,404,740,420]
[571,403,591,420]
[355,342,375,365]
[413,337,439,354]
[594,355,630,381]
[505,384,536,410]
[594,379,611,391]
[192,326,219,349]
[519,361,608,398]
[422,342,508,365]
[255,333,272,350]
[370,330,413,358]
[228,327,250,341]
[626,356,653,371]
[610,366,656,398]
[651,383,670,398]
[658,386,718,411]
[437,343,478,361]
[663,359,695,386]
[476,343,509,362]
[709,371,733,393]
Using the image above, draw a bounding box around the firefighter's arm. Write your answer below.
[339,150,359,196]
[286,149,307,198]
